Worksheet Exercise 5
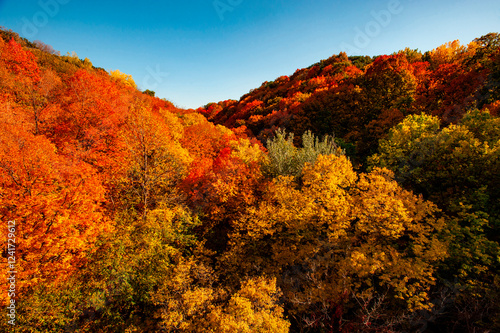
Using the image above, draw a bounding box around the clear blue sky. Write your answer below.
[1,0,499,109]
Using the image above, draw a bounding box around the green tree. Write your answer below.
[264,128,342,179]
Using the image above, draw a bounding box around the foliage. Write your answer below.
[109,69,137,89]
[0,114,112,306]
[1,27,499,332]
[200,33,499,165]
[369,110,500,330]
[221,154,446,331]
[264,128,342,178]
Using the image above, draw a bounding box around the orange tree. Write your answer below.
[0,108,111,308]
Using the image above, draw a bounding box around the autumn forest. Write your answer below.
[1,28,500,332]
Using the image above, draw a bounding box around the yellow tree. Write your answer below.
[221,154,447,331]
[152,256,290,333]
[206,277,290,333]
[121,104,192,218]
[109,69,137,89]
[427,40,478,68]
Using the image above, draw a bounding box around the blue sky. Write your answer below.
[0,0,499,109]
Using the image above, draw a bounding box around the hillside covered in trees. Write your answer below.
[1,27,499,332]
[200,34,500,163]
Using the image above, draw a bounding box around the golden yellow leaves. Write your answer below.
[208,278,290,333]
[428,40,479,67]
[350,249,386,276]
[230,138,266,166]
[153,258,289,333]
[122,105,192,215]
[109,69,137,89]
[223,154,447,320]
[353,168,410,239]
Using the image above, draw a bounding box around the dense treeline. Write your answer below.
[0,27,499,332]
[201,34,500,164]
